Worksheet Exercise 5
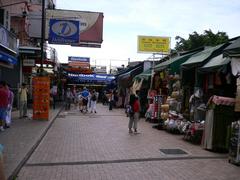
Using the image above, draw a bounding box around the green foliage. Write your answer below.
[175,29,229,51]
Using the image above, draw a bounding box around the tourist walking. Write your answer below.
[90,89,97,113]
[81,87,89,113]
[0,81,9,131]
[5,84,14,128]
[128,94,140,133]
[50,84,58,109]
[19,83,28,118]
[108,90,114,110]
[65,88,73,110]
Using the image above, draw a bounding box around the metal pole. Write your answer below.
[40,0,46,73]
[150,53,155,89]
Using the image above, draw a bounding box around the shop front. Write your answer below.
[0,24,19,107]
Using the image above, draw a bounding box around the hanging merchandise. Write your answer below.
[152,95,163,121]
[235,77,240,112]
[202,96,235,152]
[229,120,240,165]
[228,120,240,166]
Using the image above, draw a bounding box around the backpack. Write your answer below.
[127,105,134,117]
[91,94,96,101]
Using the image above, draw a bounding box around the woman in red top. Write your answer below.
[128,94,140,133]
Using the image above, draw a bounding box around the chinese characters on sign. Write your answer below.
[138,36,171,54]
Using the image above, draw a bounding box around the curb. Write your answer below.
[7,106,64,180]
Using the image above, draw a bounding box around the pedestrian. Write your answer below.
[19,83,28,118]
[5,84,14,128]
[90,89,97,113]
[65,88,73,110]
[81,87,89,113]
[50,84,58,109]
[102,90,108,105]
[108,90,114,110]
[78,91,83,111]
[0,144,6,180]
[128,94,140,133]
[0,81,9,131]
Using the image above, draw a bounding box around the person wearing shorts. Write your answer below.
[81,87,89,113]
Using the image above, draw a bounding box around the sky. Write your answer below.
[49,0,240,68]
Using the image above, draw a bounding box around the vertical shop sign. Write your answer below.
[32,76,50,120]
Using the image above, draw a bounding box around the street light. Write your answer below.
[40,0,46,74]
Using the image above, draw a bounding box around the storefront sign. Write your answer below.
[68,56,90,68]
[48,19,80,44]
[138,35,170,54]
[46,9,103,47]
[32,76,50,120]
[68,73,115,83]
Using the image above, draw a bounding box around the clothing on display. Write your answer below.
[202,96,235,152]
[228,120,240,165]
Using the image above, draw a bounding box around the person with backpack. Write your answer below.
[128,93,140,133]
[90,89,97,113]
[81,87,89,113]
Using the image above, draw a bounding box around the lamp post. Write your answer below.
[40,0,46,74]
[150,53,155,89]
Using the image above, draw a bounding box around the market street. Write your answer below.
[15,104,240,180]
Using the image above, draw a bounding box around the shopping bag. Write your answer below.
[5,109,11,125]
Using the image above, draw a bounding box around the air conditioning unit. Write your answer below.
[0,9,11,30]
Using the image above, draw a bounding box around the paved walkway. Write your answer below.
[2,104,240,179]
[0,104,63,179]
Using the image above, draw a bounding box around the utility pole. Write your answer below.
[150,53,155,89]
[40,0,45,74]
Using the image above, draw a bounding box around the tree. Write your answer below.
[175,29,229,51]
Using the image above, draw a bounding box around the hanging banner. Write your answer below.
[48,19,80,44]
[138,35,171,54]
[68,73,115,84]
[68,56,90,69]
[46,9,103,47]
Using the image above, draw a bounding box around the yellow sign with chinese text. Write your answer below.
[138,36,171,53]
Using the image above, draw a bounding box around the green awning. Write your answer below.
[181,44,225,68]
[133,69,152,81]
[154,52,196,74]
[224,38,240,57]
[199,54,230,72]
[118,66,142,80]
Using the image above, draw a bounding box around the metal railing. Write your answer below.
[0,24,18,53]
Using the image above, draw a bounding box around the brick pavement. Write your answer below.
[0,104,63,179]
[10,104,240,179]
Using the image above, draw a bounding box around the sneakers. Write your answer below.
[4,124,10,129]
[129,129,133,133]
[0,126,4,132]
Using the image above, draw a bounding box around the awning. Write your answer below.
[224,38,240,57]
[18,46,41,54]
[133,69,152,81]
[154,52,196,74]
[199,54,230,72]
[0,50,18,65]
[117,66,143,79]
[181,44,226,68]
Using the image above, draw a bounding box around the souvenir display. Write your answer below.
[229,120,240,165]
